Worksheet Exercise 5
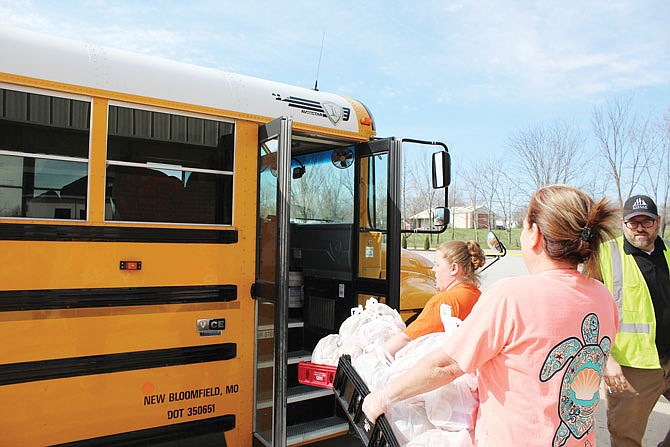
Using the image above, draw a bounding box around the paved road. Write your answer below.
[407,249,669,446]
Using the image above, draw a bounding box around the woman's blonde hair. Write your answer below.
[436,240,486,286]
[526,184,618,278]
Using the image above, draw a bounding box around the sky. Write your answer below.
[1,0,669,167]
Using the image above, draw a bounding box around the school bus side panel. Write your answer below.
[0,117,258,445]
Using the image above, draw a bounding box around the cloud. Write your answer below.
[1,0,667,108]
[426,1,670,100]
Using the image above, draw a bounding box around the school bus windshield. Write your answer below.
[289,148,355,224]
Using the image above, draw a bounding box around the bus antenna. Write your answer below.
[313,32,325,91]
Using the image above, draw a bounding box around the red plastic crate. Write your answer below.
[298,361,337,389]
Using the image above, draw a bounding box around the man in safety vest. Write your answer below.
[600,194,670,447]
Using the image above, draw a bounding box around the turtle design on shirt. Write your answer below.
[540,313,612,447]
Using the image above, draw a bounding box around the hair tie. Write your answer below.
[580,227,595,242]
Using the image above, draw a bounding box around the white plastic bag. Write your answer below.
[352,351,391,391]
[363,297,406,332]
[384,332,480,440]
[439,304,462,336]
[386,398,435,445]
[314,299,406,368]
[406,428,473,447]
[391,332,450,380]
[357,316,403,344]
[310,333,341,366]
[337,299,406,362]
[423,373,478,431]
[338,305,368,339]
[352,339,393,390]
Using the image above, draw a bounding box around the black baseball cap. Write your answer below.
[623,195,658,220]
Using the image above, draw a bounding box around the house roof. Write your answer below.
[409,209,438,219]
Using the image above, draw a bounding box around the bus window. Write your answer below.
[290,149,355,224]
[105,105,234,224]
[366,153,388,231]
[0,87,90,220]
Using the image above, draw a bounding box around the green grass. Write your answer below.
[403,228,523,250]
[402,225,669,252]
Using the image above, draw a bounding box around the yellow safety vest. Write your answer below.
[599,236,670,369]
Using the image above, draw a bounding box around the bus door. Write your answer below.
[354,138,401,309]
[254,117,292,447]
[397,139,450,322]
[356,138,450,320]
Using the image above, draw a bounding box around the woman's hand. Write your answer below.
[603,355,630,394]
[362,387,388,424]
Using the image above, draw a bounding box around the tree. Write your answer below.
[650,109,670,237]
[592,97,647,207]
[402,145,443,239]
[460,161,482,242]
[475,157,503,230]
[506,120,586,194]
[495,168,524,246]
[446,172,465,240]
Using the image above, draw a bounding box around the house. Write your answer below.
[407,208,445,230]
[451,205,493,229]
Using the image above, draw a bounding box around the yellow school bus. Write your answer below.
[0,26,449,446]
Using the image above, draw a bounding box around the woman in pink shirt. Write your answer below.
[363,185,620,446]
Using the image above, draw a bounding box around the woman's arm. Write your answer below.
[362,346,464,423]
[383,332,411,358]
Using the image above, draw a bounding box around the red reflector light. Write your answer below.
[120,261,142,270]
[360,117,372,126]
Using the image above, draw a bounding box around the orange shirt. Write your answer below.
[403,282,481,340]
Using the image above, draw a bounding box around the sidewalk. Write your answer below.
[595,395,669,446]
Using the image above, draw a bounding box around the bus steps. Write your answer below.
[287,416,349,446]
[287,385,333,404]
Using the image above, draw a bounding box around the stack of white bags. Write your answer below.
[310,298,479,447]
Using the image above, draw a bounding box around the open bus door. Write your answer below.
[252,125,450,446]
[356,138,450,320]
[353,138,401,310]
[254,117,292,447]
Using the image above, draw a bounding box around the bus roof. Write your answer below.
[0,26,374,138]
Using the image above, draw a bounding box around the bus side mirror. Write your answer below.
[292,157,305,179]
[433,206,449,230]
[432,151,450,189]
[481,231,507,272]
[487,231,505,254]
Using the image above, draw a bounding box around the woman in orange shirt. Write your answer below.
[385,240,486,357]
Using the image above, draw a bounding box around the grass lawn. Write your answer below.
[403,226,668,252]
[403,228,522,250]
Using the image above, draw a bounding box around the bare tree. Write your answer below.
[579,156,611,200]
[653,109,670,237]
[459,161,482,242]
[448,181,465,208]
[592,97,647,207]
[495,167,525,246]
[403,147,441,235]
[476,157,503,230]
[507,120,586,194]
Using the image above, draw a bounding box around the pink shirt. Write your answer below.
[443,269,618,447]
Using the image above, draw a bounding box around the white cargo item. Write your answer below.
[406,428,473,447]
